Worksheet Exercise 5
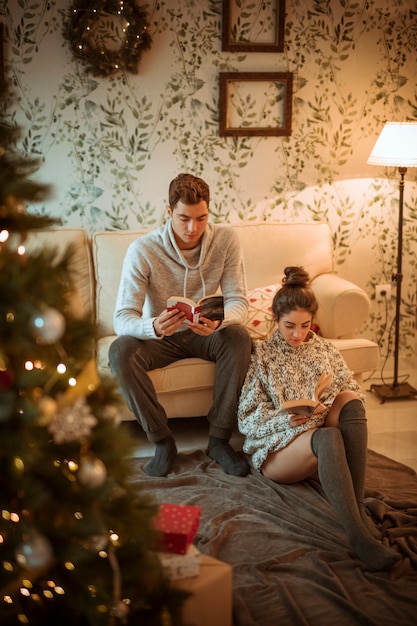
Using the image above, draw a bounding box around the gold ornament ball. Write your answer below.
[78,455,107,489]
[37,395,58,426]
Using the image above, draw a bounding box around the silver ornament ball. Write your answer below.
[31,307,66,344]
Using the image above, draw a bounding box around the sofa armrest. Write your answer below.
[311,274,370,339]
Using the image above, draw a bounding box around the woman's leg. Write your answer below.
[261,390,362,483]
[311,427,400,570]
[261,430,318,483]
[326,391,379,537]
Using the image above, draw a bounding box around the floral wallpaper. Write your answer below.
[1,0,417,360]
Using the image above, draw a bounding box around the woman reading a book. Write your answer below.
[237,266,400,571]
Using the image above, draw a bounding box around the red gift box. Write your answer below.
[155,503,201,554]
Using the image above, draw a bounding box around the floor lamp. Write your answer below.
[367,121,417,402]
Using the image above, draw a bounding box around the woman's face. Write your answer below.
[277,309,312,348]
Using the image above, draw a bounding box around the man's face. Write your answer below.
[167,200,209,250]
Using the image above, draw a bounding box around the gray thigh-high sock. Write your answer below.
[338,399,379,537]
[311,428,400,570]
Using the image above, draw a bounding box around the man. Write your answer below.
[109,173,252,477]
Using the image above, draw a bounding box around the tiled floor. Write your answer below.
[127,364,417,473]
[363,364,417,472]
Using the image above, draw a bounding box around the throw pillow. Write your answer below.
[246,284,279,340]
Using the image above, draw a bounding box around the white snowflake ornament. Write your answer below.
[48,397,98,444]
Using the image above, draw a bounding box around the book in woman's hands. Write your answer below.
[281,372,334,415]
[167,295,224,323]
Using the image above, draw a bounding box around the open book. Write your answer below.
[167,295,224,324]
[281,372,334,415]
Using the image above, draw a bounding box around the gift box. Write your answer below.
[155,503,201,554]
[173,554,232,626]
[158,544,201,581]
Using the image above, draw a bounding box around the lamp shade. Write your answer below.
[367,121,417,167]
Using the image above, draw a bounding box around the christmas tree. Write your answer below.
[0,74,185,626]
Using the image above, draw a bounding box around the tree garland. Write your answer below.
[63,0,153,78]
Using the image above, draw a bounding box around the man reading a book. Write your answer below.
[109,173,251,477]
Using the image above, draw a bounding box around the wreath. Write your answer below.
[63,0,153,78]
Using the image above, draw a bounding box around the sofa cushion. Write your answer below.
[97,336,216,419]
[97,337,215,393]
[231,222,334,291]
[92,231,148,336]
[329,338,380,375]
[25,228,94,319]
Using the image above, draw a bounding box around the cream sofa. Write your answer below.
[27,223,379,420]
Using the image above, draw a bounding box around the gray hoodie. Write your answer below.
[113,220,249,339]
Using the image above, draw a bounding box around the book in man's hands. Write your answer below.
[167,295,224,323]
[281,372,334,415]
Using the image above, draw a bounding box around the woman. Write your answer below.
[238,266,400,571]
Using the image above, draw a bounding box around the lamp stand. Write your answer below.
[370,167,417,403]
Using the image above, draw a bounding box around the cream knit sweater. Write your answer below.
[238,330,365,471]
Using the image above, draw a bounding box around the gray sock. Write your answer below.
[144,436,177,477]
[311,428,400,570]
[207,436,250,477]
[339,399,380,539]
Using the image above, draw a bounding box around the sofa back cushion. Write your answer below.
[92,230,148,337]
[231,222,333,290]
[25,228,94,319]
[92,222,334,338]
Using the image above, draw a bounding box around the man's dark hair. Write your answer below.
[168,173,210,209]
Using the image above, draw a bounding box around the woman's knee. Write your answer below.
[330,390,361,413]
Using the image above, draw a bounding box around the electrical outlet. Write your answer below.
[375,284,391,302]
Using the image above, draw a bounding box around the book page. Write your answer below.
[314,372,334,401]
[282,372,333,414]
[199,295,224,321]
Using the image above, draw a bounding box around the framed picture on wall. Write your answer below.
[222,0,285,52]
[219,72,293,137]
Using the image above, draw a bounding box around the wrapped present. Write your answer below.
[158,544,201,581]
[174,554,232,626]
[155,503,201,554]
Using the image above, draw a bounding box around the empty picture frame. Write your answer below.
[219,72,293,137]
[222,0,285,52]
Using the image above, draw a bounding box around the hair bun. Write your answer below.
[282,266,310,288]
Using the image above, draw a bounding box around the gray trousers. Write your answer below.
[108,325,252,443]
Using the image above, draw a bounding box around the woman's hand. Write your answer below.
[289,413,309,428]
[289,401,327,427]
[312,402,327,415]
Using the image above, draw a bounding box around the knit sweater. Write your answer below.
[237,330,365,471]
[113,221,248,339]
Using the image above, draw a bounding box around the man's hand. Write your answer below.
[189,316,221,336]
[153,309,186,337]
